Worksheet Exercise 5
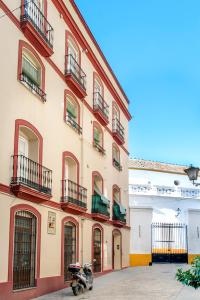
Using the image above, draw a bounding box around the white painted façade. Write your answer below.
[129,159,200,266]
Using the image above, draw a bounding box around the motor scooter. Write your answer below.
[68,262,93,296]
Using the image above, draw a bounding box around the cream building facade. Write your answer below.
[129,159,200,267]
[0,1,131,299]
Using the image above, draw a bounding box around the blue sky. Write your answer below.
[75,0,200,166]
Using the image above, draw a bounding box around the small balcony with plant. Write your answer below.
[91,173,110,221]
[112,118,125,145]
[113,201,126,227]
[20,0,54,57]
[65,54,87,99]
[92,194,110,222]
[93,92,109,126]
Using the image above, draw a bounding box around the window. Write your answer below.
[93,122,105,155]
[13,210,37,290]
[18,41,46,101]
[22,54,41,87]
[65,94,82,134]
[113,143,122,171]
[113,185,121,203]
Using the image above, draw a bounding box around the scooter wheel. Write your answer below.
[72,285,82,296]
[89,285,93,291]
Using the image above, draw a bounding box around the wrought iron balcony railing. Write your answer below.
[20,73,46,101]
[93,92,109,120]
[11,155,52,195]
[92,194,110,217]
[66,113,82,135]
[93,140,105,155]
[61,179,87,208]
[65,54,86,91]
[113,201,126,223]
[21,0,54,49]
[112,118,125,142]
[113,158,122,171]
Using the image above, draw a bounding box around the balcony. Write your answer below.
[113,201,126,227]
[61,179,87,214]
[93,93,109,126]
[65,55,87,99]
[93,140,105,155]
[112,118,125,145]
[113,158,122,171]
[20,73,46,101]
[11,155,52,202]
[92,194,110,222]
[20,1,54,57]
[66,113,82,135]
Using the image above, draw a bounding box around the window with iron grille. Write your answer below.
[64,222,77,281]
[13,210,37,290]
[93,228,102,273]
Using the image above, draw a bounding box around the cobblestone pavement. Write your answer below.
[34,264,200,300]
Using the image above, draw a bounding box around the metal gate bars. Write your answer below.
[151,223,188,263]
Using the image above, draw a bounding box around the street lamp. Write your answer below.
[184,165,200,186]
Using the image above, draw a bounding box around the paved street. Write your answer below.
[34,264,200,300]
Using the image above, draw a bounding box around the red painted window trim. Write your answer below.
[93,121,104,148]
[64,89,81,125]
[92,171,104,194]
[8,204,41,284]
[17,40,46,93]
[93,72,104,97]
[65,30,81,67]
[13,119,43,178]
[112,228,122,270]
[61,216,79,277]
[91,223,104,273]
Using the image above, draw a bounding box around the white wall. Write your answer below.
[130,208,152,254]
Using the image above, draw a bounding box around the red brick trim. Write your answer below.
[61,216,79,277]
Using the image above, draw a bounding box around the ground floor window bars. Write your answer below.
[13,210,37,290]
[64,222,76,281]
[93,228,102,273]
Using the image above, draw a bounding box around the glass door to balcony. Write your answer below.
[18,136,29,180]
